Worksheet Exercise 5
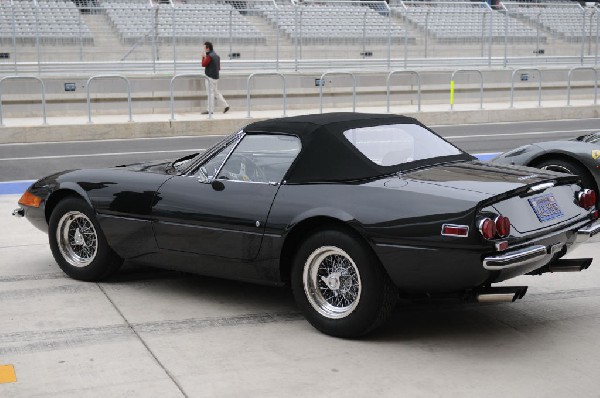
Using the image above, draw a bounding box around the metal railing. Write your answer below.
[567,67,598,105]
[86,75,133,123]
[450,70,484,110]
[0,76,46,126]
[169,74,212,121]
[386,70,421,112]
[246,73,287,118]
[510,68,542,108]
[319,72,357,113]
[3,68,600,127]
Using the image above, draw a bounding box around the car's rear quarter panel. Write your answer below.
[267,179,494,292]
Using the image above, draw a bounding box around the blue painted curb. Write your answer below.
[0,181,35,195]
[0,153,499,196]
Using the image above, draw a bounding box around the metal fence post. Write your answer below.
[386,70,421,113]
[11,1,17,74]
[581,8,586,66]
[173,4,177,74]
[86,75,133,124]
[169,74,212,121]
[34,3,40,73]
[510,68,542,108]
[567,67,598,105]
[0,76,47,126]
[450,70,484,110]
[246,73,287,118]
[319,72,357,113]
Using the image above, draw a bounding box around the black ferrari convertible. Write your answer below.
[13,113,600,337]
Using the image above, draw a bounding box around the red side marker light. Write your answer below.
[441,224,469,237]
[495,241,509,251]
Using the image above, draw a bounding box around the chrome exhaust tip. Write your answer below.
[548,258,592,273]
[476,293,519,303]
[472,286,528,303]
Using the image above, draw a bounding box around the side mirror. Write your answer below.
[211,180,225,191]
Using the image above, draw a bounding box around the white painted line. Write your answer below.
[0,148,206,162]
[431,117,600,128]
[0,135,226,147]
[445,129,591,139]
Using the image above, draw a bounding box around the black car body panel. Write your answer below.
[16,113,599,294]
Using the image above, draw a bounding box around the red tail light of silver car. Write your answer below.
[577,189,597,210]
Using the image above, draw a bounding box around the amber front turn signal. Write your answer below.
[18,191,42,208]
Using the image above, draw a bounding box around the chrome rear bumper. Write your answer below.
[483,219,600,271]
[575,220,600,243]
[483,245,547,270]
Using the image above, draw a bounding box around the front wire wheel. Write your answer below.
[56,211,99,267]
[292,229,397,338]
[49,197,123,281]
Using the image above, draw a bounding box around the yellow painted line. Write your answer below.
[450,80,455,105]
[0,365,17,384]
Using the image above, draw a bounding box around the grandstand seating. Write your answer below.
[394,3,544,43]
[508,3,598,42]
[0,0,93,45]
[101,0,265,45]
[258,4,413,44]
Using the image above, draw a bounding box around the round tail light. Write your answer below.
[495,216,511,237]
[478,218,497,240]
[578,189,597,210]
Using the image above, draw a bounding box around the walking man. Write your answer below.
[202,41,230,114]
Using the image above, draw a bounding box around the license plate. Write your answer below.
[528,193,563,222]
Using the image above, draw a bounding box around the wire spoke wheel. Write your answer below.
[56,210,98,267]
[540,164,572,174]
[303,246,362,319]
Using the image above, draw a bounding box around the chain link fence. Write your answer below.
[1,0,600,74]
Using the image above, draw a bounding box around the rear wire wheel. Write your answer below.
[49,197,123,281]
[535,158,596,195]
[291,229,397,338]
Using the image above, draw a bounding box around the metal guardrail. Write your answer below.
[169,74,212,121]
[86,75,133,124]
[567,67,598,106]
[386,70,421,112]
[510,68,542,108]
[319,71,357,114]
[450,69,484,110]
[246,72,287,118]
[0,76,47,126]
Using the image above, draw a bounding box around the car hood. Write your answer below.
[399,160,576,196]
[114,159,175,174]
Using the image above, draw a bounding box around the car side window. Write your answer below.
[195,138,238,182]
[217,134,301,183]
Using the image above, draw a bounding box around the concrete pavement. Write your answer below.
[1,194,600,397]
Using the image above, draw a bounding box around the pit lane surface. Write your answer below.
[1,119,600,397]
[1,118,599,182]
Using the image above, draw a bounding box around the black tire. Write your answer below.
[291,229,397,338]
[48,197,123,281]
[534,158,596,193]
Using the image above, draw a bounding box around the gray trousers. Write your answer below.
[205,77,229,112]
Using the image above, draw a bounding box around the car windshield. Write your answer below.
[343,123,462,166]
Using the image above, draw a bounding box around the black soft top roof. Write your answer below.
[245,112,472,183]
